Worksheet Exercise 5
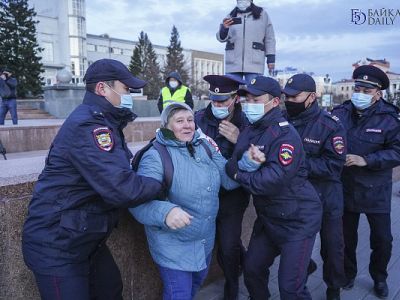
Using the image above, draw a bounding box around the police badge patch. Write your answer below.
[279,144,294,166]
[332,136,345,154]
[93,127,114,152]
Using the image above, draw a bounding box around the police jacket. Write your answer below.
[332,99,400,213]
[226,107,322,243]
[195,102,248,160]
[195,103,250,214]
[287,101,346,217]
[22,92,162,276]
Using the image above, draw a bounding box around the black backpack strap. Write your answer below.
[131,137,156,172]
[152,141,174,191]
[199,139,213,159]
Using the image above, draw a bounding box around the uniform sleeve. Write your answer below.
[203,139,240,190]
[235,136,301,196]
[67,122,162,208]
[157,89,163,113]
[306,123,346,180]
[364,119,400,170]
[264,10,276,56]
[129,149,178,228]
[185,88,194,109]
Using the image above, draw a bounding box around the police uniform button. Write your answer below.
[207,187,211,192]
[83,226,88,231]
[280,213,285,217]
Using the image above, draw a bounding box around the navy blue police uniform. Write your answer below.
[332,65,400,296]
[283,74,347,298]
[22,59,162,300]
[195,74,250,300]
[226,76,322,300]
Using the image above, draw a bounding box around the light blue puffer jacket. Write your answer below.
[129,130,244,272]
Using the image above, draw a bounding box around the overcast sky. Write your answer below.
[86,0,400,81]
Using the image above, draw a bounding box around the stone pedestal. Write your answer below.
[43,85,86,118]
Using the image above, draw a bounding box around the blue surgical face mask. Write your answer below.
[211,99,234,119]
[351,92,373,110]
[242,103,265,123]
[105,84,134,110]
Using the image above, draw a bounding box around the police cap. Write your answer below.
[353,65,389,90]
[238,76,281,98]
[203,74,245,101]
[83,59,147,89]
[282,74,316,96]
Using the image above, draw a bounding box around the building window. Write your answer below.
[97,45,108,53]
[69,0,85,16]
[41,42,54,62]
[87,44,96,52]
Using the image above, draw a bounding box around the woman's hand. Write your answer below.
[222,18,234,29]
[248,144,266,164]
[165,207,193,230]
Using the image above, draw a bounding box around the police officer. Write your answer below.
[225,76,322,299]
[332,65,400,299]
[283,74,347,300]
[157,71,193,113]
[195,74,250,300]
[22,59,163,300]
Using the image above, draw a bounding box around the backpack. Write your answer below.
[131,138,212,199]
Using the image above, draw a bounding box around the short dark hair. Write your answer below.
[86,80,115,93]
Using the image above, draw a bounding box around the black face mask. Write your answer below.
[284,94,312,118]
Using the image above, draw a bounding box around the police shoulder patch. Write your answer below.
[93,127,114,152]
[279,143,294,166]
[332,136,345,155]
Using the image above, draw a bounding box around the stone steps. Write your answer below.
[5,108,55,119]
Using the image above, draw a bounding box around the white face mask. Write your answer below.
[169,80,179,89]
[237,0,251,11]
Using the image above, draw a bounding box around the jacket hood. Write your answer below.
[166,72,182,84]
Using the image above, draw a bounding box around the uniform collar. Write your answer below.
[82,91,137,128]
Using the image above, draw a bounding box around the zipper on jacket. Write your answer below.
[242,14,247,72]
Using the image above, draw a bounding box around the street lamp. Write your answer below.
[322,74,332,110]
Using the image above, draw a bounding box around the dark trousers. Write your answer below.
[244,220,316,300]
[0,98,18,125]
[216,189,249,300]
[318,215,346,289]
[343,211,392,282]
[33,245,123,300]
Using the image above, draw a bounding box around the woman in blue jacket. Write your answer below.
[129,102,264,300]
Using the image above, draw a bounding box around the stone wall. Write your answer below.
[0,118,161,153]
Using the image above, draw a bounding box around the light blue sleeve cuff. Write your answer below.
[238,151,261,172]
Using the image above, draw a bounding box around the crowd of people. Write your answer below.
[19,1,400,300]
